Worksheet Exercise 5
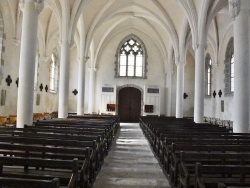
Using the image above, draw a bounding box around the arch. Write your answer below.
[114,34,148,78]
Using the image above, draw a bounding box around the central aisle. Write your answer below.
[93,123,171,188]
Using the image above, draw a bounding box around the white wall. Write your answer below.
[94,29,166,116]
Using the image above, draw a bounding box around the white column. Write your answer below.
[88,65,96,114]
[17,0,43,128]
[58,40,70,118]
[77,57,87,115]
[166,57,173,117]
[230,0,250,132]
[176,61,184,118]
[194,44,205,123]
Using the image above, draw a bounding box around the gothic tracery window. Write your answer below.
[115,35,147,78]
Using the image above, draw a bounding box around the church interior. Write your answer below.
[0,0,250,187]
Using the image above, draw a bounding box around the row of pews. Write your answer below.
[0,115,120,188]
[140,116,250,188]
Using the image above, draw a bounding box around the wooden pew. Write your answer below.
[0,177,60,188]
[165,144,250,175]
[0,134,100,174]
[195,162,250,188]
[0,156,78,188]
[0,128,106,164]
[0,142,90,187]
[176,152,250,188]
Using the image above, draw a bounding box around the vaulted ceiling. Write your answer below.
[1,0,230,67]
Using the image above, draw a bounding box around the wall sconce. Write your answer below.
[218,89,222,97]
[45,85,48,92]
[183,92,188,99]
[39,83,43,91]
[5,75,12,86]
[72,89,78,95]
[16,78,19,87]
[213,90,216,98]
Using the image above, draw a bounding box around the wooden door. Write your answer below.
[118,87,141,122]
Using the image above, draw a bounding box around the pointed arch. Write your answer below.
[115,34,148,79]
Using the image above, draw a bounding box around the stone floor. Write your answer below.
[93,123,171,188]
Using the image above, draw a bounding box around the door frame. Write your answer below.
[116,84,144,116]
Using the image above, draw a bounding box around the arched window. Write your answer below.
[34,51,39,90]
[115,34,147,78]
[224,38,234,95]
[230,54,234,92]
[49,50,58,93]
[205,54,212,96]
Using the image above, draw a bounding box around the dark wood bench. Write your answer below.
[0,156,78,188]
[175,152,250,188]
[0,134,101,175]
[165,144,250,174]
[0,142,90,187]
[0,127,106,162]
[195,162,250,188]
[0,177,60,188]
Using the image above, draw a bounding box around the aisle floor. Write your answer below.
[93,123,171,188]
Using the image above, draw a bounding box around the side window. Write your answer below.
[49,51,58,93]
[34,51,39,90]
[224,38,234,96]
[205,54,212,96]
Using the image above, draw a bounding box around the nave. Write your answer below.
[93,123,171,188]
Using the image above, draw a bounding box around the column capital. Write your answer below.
[229,0,240,20]
[34,0,44,14]
[84,56,90,62]
[19,0,44,13]
[192,43,207,51]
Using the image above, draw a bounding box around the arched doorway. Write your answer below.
[118,87,141,122]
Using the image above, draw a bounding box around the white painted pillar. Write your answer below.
[77,57,87,115]
[194,44,205,123]
[88,65,96,114]
[229,0,250,132]
[176,61,184,118]
[17,0,43,128]
[58,40,70,118]
[166,57,173,117]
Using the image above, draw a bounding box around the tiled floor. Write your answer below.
[93,123,171,188]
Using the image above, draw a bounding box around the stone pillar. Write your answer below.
[166,57,174,117]
[176,60,184,118]
[88,65,96,114]
[77,57,88,115]
[17,0,43,128]
[229,0,250,132]
[194,44,206,123]
[58,40,70,118]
